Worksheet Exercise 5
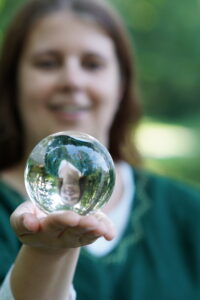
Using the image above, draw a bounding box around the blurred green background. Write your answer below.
[0,0,200,188]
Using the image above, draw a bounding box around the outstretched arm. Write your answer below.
[9,200,115,300]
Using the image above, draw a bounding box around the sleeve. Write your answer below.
[0,266,77,300]
[0,266,14,300]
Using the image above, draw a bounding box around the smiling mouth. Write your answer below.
[47,103,91,120]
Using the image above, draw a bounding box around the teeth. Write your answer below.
[49,104,89,113]
[63,107,81,112]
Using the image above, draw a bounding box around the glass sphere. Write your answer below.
[24,131,115,215]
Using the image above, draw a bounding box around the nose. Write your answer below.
[58,59,85,91]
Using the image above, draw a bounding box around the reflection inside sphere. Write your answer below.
[58,160,82,205]
[24,131,115,215]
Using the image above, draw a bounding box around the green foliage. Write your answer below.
[0,0,6,10]
[0,0,25,43]
[110,0,200,119]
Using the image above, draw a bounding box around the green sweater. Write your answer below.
[0,169,200,299]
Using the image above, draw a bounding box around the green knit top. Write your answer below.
[0,168,200,299]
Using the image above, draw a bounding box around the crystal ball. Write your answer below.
[24,131,115,215]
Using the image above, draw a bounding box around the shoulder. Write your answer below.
[132,167,200,217]
[128,167,200,249]
[134,167,199,197]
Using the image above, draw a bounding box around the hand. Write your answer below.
[10,200,116,253]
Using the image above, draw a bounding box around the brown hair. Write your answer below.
[0,0,142,170]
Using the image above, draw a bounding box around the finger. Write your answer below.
[102,222,116,241]
[77,213,114,240]
[22,213,41,233]
[41,211,81,233]
[10,213,40,236]
[79,215,99,231]
[77,233,100,246]
[93,211,116,240]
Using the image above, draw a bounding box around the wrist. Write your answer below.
[23,244,80,258]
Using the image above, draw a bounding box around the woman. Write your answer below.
[58,159,82,205]
[0,0,200,299]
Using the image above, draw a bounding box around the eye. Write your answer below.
[34,57,60,70]
[82,55,106,72]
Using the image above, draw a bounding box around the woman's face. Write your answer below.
[18,11,122,154]
[60,183,80,205]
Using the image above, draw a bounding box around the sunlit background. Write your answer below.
[135,118,200,187]
[0,0,200,187]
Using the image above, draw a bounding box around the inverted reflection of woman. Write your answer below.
[58,160,82,205]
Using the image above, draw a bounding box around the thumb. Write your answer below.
[10,201,41,235]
